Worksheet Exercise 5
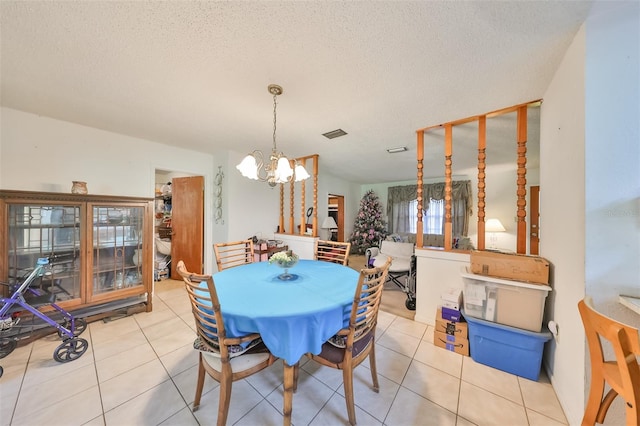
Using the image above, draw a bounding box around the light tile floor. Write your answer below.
[1,279,567,426]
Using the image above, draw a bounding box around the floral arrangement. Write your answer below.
[269,250,299,268]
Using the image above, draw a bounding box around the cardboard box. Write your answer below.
[433,330,470,356]
[435,314,468,338]
[441,287,463,310]
[465,313,552,380]
[470,250,550,285]
[461,266,551,332]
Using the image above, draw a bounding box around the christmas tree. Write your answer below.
[348,189,388,254]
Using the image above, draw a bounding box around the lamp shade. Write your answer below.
[236,155,259,180]
[294,164,310,181]
[485,218,506,232]
[321,216,338,229]
[275,157,294,182]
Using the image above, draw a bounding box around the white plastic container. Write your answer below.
[460,266,552,332]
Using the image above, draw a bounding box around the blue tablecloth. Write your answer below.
[213,259,359,365]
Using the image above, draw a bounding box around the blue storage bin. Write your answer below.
[464,311,552,381]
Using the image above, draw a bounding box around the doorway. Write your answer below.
[529,185,540,255]
[155,171,205,278]
[328,194,345,242]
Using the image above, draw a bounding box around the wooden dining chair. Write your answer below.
[578,296,640,426]
[314,239,352,266]
[306,259,391,425]
[214,239,254,271]
[176,261,276,426]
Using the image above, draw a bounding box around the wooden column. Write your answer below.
[444,124,453,250]
[279,185,285,233]
[277,154,319,237]
[299,159,306,235]
[477,115,487,250]
[289,180,295,234]
[416,130,424,248]
[312,156,319,236]
[516,105,528,254]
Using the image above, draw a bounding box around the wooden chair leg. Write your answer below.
[293,361,299,393]
[193,355,206,411]
[283,362,295,426]
[582,376,606,426]
[343,367,356,426]
[368,344,380,392]
[217,376,232,426]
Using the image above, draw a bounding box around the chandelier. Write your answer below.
[236,84,310,187]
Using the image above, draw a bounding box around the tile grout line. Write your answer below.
[139,290,200,424]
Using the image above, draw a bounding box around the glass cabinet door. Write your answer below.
[6,204,82,302]
[92,205,144,296]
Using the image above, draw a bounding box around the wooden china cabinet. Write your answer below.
[0,190,154,315]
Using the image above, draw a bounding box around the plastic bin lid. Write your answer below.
[462,309,552,339]
[460,266,552,292]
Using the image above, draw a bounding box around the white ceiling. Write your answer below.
[0,1,593,184]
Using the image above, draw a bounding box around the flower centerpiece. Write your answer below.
[269,250,299,280]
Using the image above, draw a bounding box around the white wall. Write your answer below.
[583,3,640,424]
[0,107,219,273]
[0,108,363,274]
[415,249,470,324]
[539,24,587,426]
[225,150,281,242]
[584,2,640,319]
[541,3,640,424]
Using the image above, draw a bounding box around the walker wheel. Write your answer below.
[57,318,87,338]
[405,298,416,311]
[0,338,17,359]
[53,338,88,363]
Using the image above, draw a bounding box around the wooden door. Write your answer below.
[171,176,204,276]
[529,185,540,255]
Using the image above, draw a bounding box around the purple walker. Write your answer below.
[0,257,88,377]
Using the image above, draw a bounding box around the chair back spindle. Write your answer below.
[314,239,351,266]
[214,239,254,271]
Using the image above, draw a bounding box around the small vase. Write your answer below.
[278,268,294,280]
[71,181,88,194]
[132,249,142,266]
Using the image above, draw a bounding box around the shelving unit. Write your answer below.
[0,190,154,314]
[154,182,172,280]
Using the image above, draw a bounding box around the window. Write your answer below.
[387,181,472,241]
[409,198,444,234]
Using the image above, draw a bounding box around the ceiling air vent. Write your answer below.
[386,146,408,153]
[322,129,348,139]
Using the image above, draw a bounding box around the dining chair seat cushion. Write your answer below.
[193,336,264,358]
[202,349,272,372]
[320,329,374,363]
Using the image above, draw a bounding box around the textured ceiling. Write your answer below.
[0,1,593,183]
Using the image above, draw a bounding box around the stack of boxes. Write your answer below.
[433,288,469,356]
[461,250,553,381]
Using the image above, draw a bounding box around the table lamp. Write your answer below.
[485,218,506,249]
[321,216,338,241]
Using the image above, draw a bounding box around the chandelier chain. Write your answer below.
[235,83,309,186]
[272,91,278,153]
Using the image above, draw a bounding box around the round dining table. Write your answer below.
[213,259,360,424]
